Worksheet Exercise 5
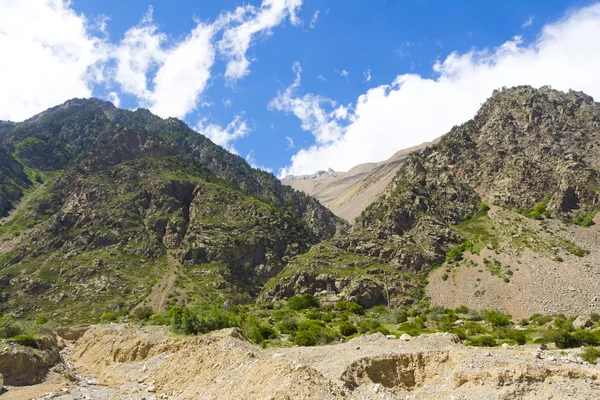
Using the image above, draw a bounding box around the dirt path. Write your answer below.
[139,251,181,313]
[0,182,44,226]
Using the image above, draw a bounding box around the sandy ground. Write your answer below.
[4,324,600,400]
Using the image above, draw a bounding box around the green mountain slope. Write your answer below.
[0,99,345,323]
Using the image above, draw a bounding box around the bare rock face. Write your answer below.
[0,337,60,386]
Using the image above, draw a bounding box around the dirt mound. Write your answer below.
[5,325,584,399]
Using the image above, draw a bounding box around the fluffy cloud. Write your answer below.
[0,0,303,124]
[195,115,251,153]
[0,0,108,121]
[269,62,346,145]
[277,3,600,177]
[218,0,303,83]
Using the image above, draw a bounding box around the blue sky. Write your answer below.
[2,0,600,176]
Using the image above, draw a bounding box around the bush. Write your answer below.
[581,347,600,363]
[394,309,408,324]
[100,311,119,323]
[169,306,237,335]
[9,333,37,349]
[572,330,599,346]
[454,305,469,314]
[276,319,298,334]
[287,294,320,311]
[336,301,365,315]
[294,331,317,346]
[467,335,497,347]
[591,313,600,323]
[552,331,581,349]
[0,314,24,338]
[478,202,490,212]
[339,322,358,337]
[133,306,153,321]
[505,330,527,345]
[484,311,511,327]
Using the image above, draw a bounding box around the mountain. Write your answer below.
[264,86,600,317]
[0,99,345,323]
[282,141,435,222]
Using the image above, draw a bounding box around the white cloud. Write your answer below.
[1,0,304,122]
[285,136,295,149]
[522,16,534,29]
[0,0,109,121]
[245,149,273,172]
[339,69,350,77]
[149,24,216,118]
[218,0,303,83]
[316,74,327,82]
[276,3,600,177]
[364,68,372,83]
[223,98,233,107]
[195,115,251,153]
[113,7,166,102]
[106,92,121,108]
[309,10,320,29]
[269,62,346,147]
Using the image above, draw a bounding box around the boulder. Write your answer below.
[400,333,412,341]
[573,315,592,330]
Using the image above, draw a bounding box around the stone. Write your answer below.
[539,343,548,351]
[501,343,510,349]
[400,333,412,341]
[147,384,157,393]
[453,319,465,326]
[573,315,592,330]
[386,335,397,340]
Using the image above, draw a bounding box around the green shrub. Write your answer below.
[478,202,490,212]
[294,331,317,346]
[169,306,237,335]
[339,322,358,337]
[484,311,511,327]
[357,319,383,334]
[9,333,37,349]
[133,306,153,321]
[505,329,527,345]
[454,305,469,314]
[305,309,323,320]
[467,335,497,347]
[529,314,552,326]
[336,301,365,315]
[100,311,119,323]
[287,294,320,311]
[0,314,24,338]
[572,330,599,346]
[591,313,600,323]
[581,347,600,363]
[276,319,298,334]
[394,309,408,324]
[552,331,581,349]
[370,326,391,336]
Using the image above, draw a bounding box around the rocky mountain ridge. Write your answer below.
[265,86,600,315]
[0,99,345,323]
